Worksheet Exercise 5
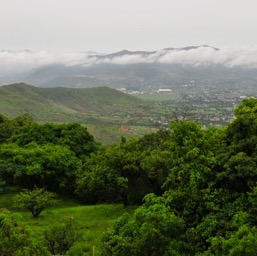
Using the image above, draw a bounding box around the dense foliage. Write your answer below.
[44,217,78,255]
[0,116,97,195]
[75,130,172,206]
[0,209,49,255]
[2,98,257,254]
[99,98,257,255]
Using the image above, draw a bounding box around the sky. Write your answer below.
[1,0,257,53]
[1,0,257,76]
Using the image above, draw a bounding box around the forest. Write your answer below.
[1,98,257,255]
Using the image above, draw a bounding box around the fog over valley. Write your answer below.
[2,46,257,77]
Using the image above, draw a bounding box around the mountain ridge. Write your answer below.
[0,45,256,92]
[0,83,149,121]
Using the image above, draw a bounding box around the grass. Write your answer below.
[136,93,179,101]
[0,83,149,121]
[86,123,158,144]
[0,83,163,144]
[0,191,135,255]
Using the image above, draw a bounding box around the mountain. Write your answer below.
[22,63,257,92]
[103,45,218,58]
[0,83,151,122]
[1,45,257,93]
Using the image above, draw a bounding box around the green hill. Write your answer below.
[0,83,157,143]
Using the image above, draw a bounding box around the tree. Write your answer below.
[201,225,257,256]
[15,188,59,218]
[44,217,78,255]
[9,122,98,160]
[0,208,49,255]
[76,142,154,206]
[0,114,14,144]
[99,102,257,255]
[0,114,35,145]
[101,194,187,256]
[0,142,82,193]
[226,98,257,154]
[76,146,130,206]
[76,130,174,206]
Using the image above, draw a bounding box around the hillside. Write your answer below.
[0,83,150,122]
[0,83,158,143]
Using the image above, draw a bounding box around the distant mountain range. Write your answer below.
[1,45,257,91]
[100,45,219,58]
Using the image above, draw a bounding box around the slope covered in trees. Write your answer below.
[99,98,257,255]
[1,98,257,255]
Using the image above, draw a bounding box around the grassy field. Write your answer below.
[136,92,179,101]
[86,123,158,144]
[0,190,135,255]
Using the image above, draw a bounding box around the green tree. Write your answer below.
[76,142,153,206]
[226,98,257,155]
[99,102,257,255]
[76,146,131,206]
[15,188,59,218]
[0,208,49,255]
[101,194,186,256]
[0,142,81,193]
[201,225,257,256]
[9,122,98,159]
[0,114,15,144]
[76,130,173,206]
[44,217,78,255]
[0,114,35,144]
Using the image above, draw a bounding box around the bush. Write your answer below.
[44,217,78,255]
[0,208,49,255]
[15,188,59,218]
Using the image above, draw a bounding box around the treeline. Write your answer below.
[100,98,257,255]
[1,98,257,254]
[0,114,98,195]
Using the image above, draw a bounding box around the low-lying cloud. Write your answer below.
[1,46,257,77]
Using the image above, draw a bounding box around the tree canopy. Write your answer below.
[2,99,257,255]
[100,98,257,255]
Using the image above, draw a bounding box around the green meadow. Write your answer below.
[0,191,135,255]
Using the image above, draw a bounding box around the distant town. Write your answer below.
[117,85,256,127]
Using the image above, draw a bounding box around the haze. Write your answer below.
[1,0,257,53]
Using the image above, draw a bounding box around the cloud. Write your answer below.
[1,46,257,77]
[0,50,56,75]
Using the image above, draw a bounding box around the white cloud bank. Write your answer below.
[1,46,257,76]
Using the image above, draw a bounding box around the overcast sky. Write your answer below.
[1,0,257,53]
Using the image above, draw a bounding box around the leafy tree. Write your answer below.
[99,101,257,255]
[201,225,257,256]
[76,141,158,206]
[226,98,257,154]
[101,194,187,256]
[0,114,12,144]
[100,121,231,255]
[76,130,173,206]
[44,217,78,255]
[0,208,49,255]
[76,146,131,206]
[0,142,81,193]
[15,188,59,218]
[219,98,257,193]
[9,122,98,159]
[0,114,35,144]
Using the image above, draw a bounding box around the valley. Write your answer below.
[0,81,255,144]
